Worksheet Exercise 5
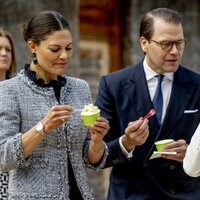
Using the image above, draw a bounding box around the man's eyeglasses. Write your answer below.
[149,39,186,51]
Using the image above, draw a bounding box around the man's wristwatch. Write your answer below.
[35,121,46,137]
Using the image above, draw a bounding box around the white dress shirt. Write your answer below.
[183,123,200,177]
[120,57,174,158]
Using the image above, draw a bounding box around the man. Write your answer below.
[95,8,200,199]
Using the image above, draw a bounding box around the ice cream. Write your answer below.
[81,104,100,116]
[81,104,100,126]
[155,139,174,152]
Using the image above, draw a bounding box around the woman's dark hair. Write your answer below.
[0,28,16,78]
[139,8,182,41]
[22,11,71,44]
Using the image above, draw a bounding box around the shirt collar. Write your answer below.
[143,57,174,81]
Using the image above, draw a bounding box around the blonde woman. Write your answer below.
[0,28,16,199]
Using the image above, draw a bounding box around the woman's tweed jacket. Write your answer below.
[0,70,108,200]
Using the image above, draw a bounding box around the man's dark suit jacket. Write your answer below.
[95,60,200,200]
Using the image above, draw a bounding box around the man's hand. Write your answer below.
[161,139,188,162]
[121,118,149,152]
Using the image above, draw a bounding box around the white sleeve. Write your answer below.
[119,136,134,158]
[183,123,200,177]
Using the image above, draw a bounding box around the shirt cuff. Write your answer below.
[119,136,134,158]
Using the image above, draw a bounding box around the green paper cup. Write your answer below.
[81,111,100,126]
[155,139,174,152]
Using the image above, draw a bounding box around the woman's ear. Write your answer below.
[27,41,36,53]
[140,36,149,53]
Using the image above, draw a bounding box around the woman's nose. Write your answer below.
[59,50,69,59]
[0,48,7,56]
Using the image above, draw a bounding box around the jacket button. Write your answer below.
[113,159,119,164]
[170,189,175,195]
[170,165,175,170]
[143,162,148,168]
[140,188,145,193]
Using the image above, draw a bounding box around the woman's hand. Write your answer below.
[89,117,110,143]
[42,105,74,133]
[88,117,110,163]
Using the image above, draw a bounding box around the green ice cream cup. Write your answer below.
[155,139,174,152]
[81,111,100,126]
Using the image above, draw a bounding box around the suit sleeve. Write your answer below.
[95,76,129,168]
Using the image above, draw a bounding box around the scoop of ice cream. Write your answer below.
[81,104,100,116]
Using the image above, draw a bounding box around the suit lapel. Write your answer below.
[120,63,197,137]
[160,67,197,137]
[120,63,197,147]
[144,66,197,161]
[121,61,159,129]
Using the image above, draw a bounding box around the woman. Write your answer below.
[0,28,16,200]
[0,28,16,80]
[0,11,109,200]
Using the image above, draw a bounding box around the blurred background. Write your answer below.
[0,0,200,199]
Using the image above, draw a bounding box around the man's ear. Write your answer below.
[140,36,148,53]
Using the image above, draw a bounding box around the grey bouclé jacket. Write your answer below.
[0,70,108,200]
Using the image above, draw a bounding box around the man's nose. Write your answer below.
[169,43,179,54]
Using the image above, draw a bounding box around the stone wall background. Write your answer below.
[0,0,80,76]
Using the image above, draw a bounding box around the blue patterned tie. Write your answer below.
[153,74,164,125]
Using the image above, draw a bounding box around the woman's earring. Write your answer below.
[32,53,38,65]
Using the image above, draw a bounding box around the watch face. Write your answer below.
[36,121,43,132]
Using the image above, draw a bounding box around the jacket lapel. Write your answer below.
[160,66,197,137]
[121,61,159,129]
[120,63,198,144]
[144,66,198,161]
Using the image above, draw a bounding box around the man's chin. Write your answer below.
[166,64,179,73]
